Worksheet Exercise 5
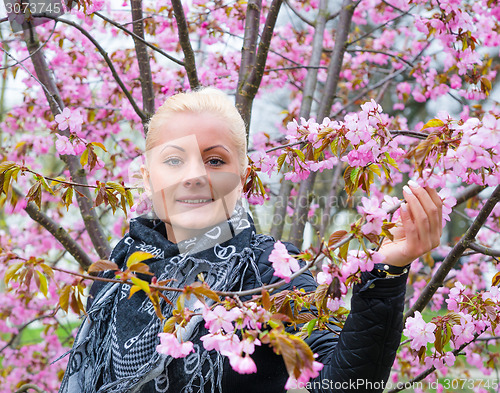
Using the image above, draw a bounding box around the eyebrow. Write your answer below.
[204,145,230,153]
[160,144,185,154]
[159,144,230,154]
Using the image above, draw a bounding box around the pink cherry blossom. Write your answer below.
[268,241,301,283]
[54,108,84,133]
[403,311,436,350]
[156,333,194,358]
[227,354,257,374]
[203,305,240,334]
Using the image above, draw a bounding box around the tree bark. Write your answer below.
[270,0,327,240]
[236,0,283,138]
[21,192,93,269]
[130,0,155,131]
[24,28,111,261]
[289,0,356,247]
[171,0,199,89]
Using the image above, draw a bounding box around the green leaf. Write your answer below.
[36,270,48,297]
[106,181,126,196]
[130,276,151,295]
[350,167,360,183]
[293,149,305,161]
[305,318,317,337]
[38,175,56,196]
[277,153,286,173]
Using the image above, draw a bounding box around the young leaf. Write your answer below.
[328,230,348,247]
[126,251,155,268]
[421,118,444,130]
[91,142,108,152]
[130,276,151,295]
[88,259,119,274]
[36,270,48,297]
[4,261,24,285]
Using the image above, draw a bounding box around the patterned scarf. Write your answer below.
[58,202,273,393]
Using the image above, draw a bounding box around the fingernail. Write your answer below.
[408,180,420,188]
[401,203,407,212]
[403,185,413,195]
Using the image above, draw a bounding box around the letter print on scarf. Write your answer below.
[58,202,275,393]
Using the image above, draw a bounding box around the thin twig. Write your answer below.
[468,242,500,257]
[35,15,146,122]
[0,46,62,113]
[94,11,184,66]
[344,48,414,67]
[0,20,57,70]
[283,0,315,26]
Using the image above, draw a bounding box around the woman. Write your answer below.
[59,87,443,393]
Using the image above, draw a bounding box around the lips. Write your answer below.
[176,196,214,205]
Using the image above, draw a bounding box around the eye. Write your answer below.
[164,157,183,166]
[206,157,226,167]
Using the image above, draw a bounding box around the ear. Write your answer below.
[240,166,251,190]
[140,164,152,197]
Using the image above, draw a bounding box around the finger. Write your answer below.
[399,202,419,255]
[425,186,443,235]
[403,185,432,253]
[407,181,442,248]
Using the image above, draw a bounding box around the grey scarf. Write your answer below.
[58,203,273,393]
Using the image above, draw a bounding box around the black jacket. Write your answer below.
[87,239,407,393]
[220,240,407,393]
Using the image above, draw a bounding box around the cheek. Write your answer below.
[209,172,242,198]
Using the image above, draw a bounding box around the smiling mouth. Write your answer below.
[177,199,214,204]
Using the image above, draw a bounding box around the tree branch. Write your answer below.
[405,185,500,321]
[0,312,56,355]
[171,0,199,89]
[130,0,155,126]
[455,184,486,206]
[236,0,262,132]
[387,330,486,393]
[468,242,500,257]
[389,130,429,139]
[14,384,46,393]
[283,0,315,26]
[240,0,284,130]
[345,48,415,67]
[94,11,184,67]
[289,0,357,247]
[14,186,94,270]
[271,0,328,240]
[347,5,415,47]
[41,15,147,122]
[23,26,111,260]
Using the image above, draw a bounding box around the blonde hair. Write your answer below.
[146,87,248,175]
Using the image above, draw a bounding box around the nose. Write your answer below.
[182,159,208,187]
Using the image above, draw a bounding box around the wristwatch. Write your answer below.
[373,263,411,278]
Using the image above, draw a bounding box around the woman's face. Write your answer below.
[141,112,246,243]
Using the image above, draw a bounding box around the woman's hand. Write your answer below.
[378,181,443,267]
